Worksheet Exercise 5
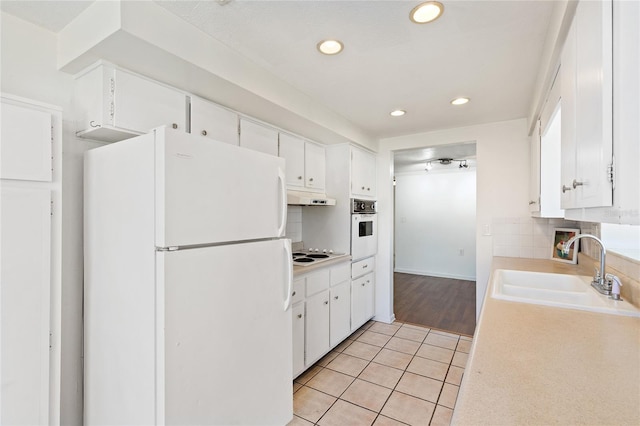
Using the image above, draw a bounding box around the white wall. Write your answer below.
[1,12,102,425]
[394,169,476,280]
[376,119,530,323]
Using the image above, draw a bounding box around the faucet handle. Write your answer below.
[594,267,601,279]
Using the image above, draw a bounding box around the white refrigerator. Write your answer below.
[84,127,293,425]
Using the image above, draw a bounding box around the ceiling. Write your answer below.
[394,142,476,173]
[1,0,555,142]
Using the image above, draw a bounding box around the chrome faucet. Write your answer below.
[562,234,612,295]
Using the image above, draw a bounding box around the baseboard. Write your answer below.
[394,268,476,282]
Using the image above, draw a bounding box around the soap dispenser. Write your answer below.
[606,273,623,301]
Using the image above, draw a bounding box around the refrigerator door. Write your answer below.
[157,238,293,425]
[155,127,287,248]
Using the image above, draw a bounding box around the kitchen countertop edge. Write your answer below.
[293,254,352,277]
[452,256,640,425]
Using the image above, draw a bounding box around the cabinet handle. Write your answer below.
[201,130,208,136]
[362,264,368,269]
[292,291,296,296]
[89,121,100,128]
[297,314,302,319]
[572,179,584,189]
[528,201,536,205]
[324,301,329,305]
[334,296,339,300]
[562,184,572,193]
[172,123,178,129]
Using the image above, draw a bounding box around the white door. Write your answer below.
[1,186,51,425]
[292,302,305,377]
[330,280,351,347]
[155,128,287,247]
[305,290,330,365]
[160,238,293,425]
[279,133,305,188]
[305,142,326,191]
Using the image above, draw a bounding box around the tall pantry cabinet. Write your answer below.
[0,94,62,426]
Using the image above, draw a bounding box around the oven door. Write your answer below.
[351,214,377,261]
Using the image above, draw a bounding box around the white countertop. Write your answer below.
[452,257,640,425]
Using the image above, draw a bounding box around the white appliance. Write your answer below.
[351,199,378,261]
[287,190,336,206]
[84,127,293,425]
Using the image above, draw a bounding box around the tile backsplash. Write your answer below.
[491,217,581,259]
[286,206,303,243]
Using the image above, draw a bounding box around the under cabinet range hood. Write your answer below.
[287,190,336,206]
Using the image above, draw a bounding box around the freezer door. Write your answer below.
[155,128,287,247]
[157,238,293,425]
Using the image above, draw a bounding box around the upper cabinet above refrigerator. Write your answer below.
[74,62,188,143]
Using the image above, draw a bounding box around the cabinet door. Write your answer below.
[529,119,541,213]
[279,133,305,188]
[0,102,52,182]
[330,281,351,347]
[190,97,238,146]
[561,1,613,209]
[114,69,187,133]
[305,142,326,191]
[239,118,279,156]
[292,302,305,377]
[1,186,51,425]
[305,290,330,365]
[352,148,376,197]
[351,272,375,332]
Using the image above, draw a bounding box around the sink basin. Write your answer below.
[491,269,640,317]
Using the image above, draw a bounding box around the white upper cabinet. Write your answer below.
[0,100,52,182]
[239,118,279,156]
[279,133,325,191]
[351,146,376,198]
[561,0,638,224]
[190,96,239,146]
[560,0,613,210]
[74,62,187,142]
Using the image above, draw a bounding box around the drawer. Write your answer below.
[352,257,375,278]
[291,278,305,304]
[305,268,330,297]
[330,262,351,286]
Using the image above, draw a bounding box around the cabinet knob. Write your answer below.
[362,186,365,190]
[361,283,366,286]
[309,177,314,182]
[334,296,339,300]
[298,176,303,180]
[366,280,370,283]
[572,179,584,189]
[324,301,329,305]
[528,201,536,205]
[363,264,368,268]
[172,123,178,129]
[562,184,572,193]
[297,313,302,319]
[201,130,208,136]
[367,187,370,191]
[292,291,296,296]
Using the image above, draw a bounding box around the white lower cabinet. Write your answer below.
[305,290,331,366]
[351,272,375,332]
[292,302,305,377]
[330,281,351,347]
[293,260,358,378]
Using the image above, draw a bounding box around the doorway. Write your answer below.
[392,143,477,335]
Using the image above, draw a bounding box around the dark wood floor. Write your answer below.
[393,272,476,336]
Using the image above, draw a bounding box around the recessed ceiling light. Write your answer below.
[317,39,344,55]
[390,110,406,117]
[451,97,470,106]
[410,1,444,24]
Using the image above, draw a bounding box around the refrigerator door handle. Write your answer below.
[283,240,293,311]
[277,168,287,237]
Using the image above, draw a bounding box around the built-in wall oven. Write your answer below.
[351,199,377,261]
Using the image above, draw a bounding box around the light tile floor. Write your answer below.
[290,321,473,426]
